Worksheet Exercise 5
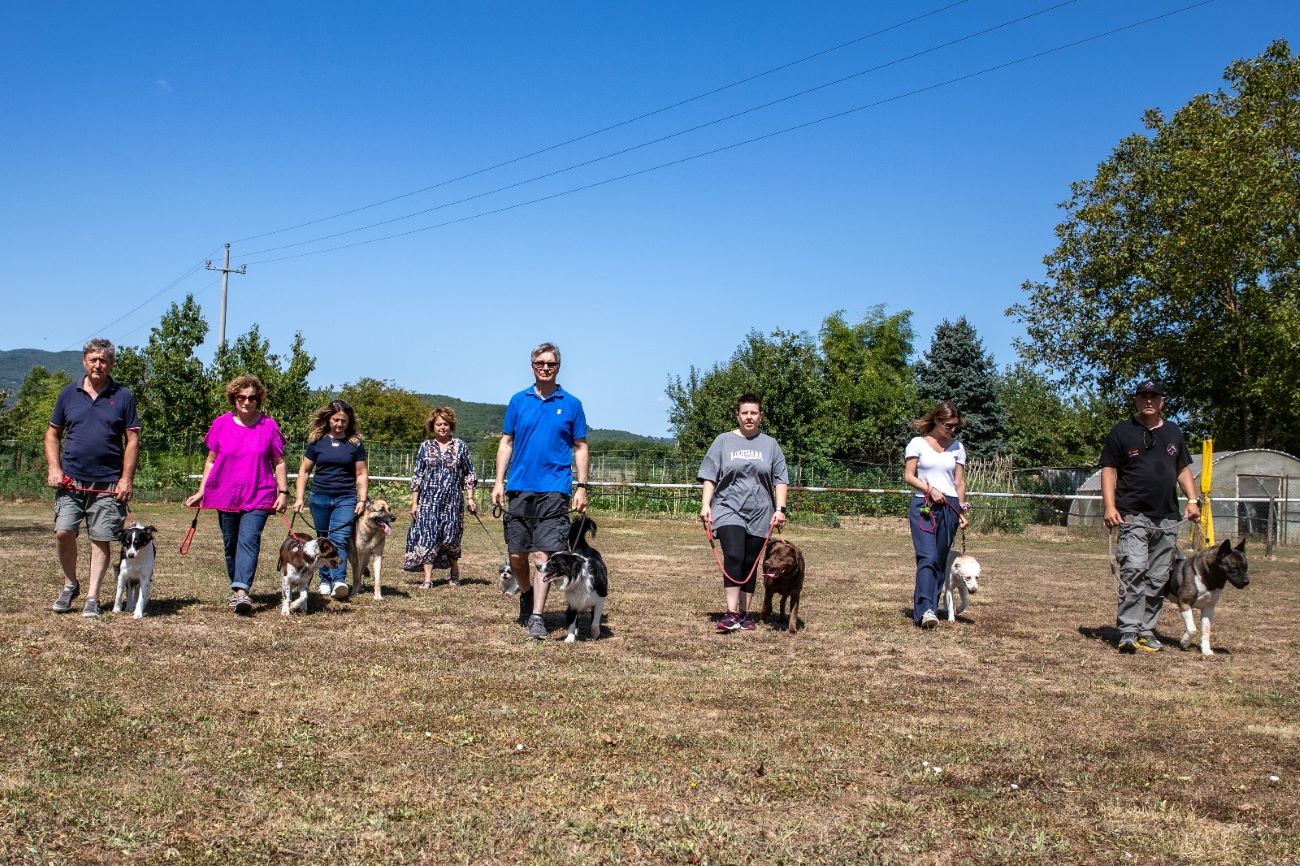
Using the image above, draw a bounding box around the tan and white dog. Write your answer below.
[939,551,981,622]
[278,533,340,615]
[1165,539,1249,655]
[350,497,396,599]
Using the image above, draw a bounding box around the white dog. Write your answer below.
[939,551,981,622]
[113,522,157,619]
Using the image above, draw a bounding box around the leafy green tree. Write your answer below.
[666,329,822,456]
[997,363,1126,467]
[0,366,71,443]
[814,307,919,464]
[210,325,317,437]
[339,377,432,444]
[1009,40,1300,453]
[115,296,212,448]
[915,317,1005,456]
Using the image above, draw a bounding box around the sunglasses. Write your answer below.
[235,394,260,404]
[532,361,559,369]
[1143,428,1156,450]
[940,421,961,432]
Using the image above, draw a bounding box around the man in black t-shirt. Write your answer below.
[1099,380,1201,654]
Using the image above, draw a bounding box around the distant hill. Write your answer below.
[418,393,670,445]
[0,349,83,395]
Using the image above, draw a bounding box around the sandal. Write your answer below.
[418,580,433,589]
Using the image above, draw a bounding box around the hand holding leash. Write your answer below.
[113,480,133,503]
[572,486,588,513]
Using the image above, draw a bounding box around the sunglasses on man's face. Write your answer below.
[532,361,559,369]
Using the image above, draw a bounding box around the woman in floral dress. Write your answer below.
[404,406,477,587]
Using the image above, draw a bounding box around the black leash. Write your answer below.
[471,508,507,559]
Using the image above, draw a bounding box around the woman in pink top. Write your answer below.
[185,375,288,614]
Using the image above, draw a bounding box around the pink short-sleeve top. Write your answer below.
[201,413,285,511]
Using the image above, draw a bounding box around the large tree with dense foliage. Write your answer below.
[666,329,822,457]
[210,325,317,439]
[997,363,1126,467]
[915,317,1004,457]
[666,308,919,463]
[0,366,70,443]
[113,295,211,448]
[1009,40,1300,452]
[340,377,432,445]
[814,307,919,464]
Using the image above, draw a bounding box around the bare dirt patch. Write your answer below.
[1,503,1297,864]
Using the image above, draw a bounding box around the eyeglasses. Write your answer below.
[532,361,559,369]
[235,394,260,404]
[940,422,961,432]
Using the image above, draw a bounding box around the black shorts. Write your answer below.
[503,491,570,554]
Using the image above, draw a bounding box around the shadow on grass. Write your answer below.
[143,596,201,616]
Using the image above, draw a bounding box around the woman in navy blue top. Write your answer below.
[293,400,369,600]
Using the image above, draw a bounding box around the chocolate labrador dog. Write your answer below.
[761,539,805,634]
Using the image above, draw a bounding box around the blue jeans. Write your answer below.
[216,510,271,591]
[909,496,959,623]
[309,492,356,586]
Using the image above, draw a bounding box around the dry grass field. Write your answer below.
[1,501,1297,865]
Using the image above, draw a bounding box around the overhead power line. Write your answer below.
[67,247,223,350]
[230,0,975,245]
[238,0,1081,259]
[243,0,1216,267]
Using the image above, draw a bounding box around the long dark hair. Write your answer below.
[307,400,361,444]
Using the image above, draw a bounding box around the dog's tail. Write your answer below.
[569,514,597,549]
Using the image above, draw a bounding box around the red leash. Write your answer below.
[59,475,137,527]
[701,517,777,586]
[179,507,201,555]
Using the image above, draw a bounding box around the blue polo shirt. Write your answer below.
[49,377,141,483]
[502,383,587,494]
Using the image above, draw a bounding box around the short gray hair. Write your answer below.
[83,338,116,362]
[530,342,561,365]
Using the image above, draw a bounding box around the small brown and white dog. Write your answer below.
[278,533,340,615]
[1165,539,1249,655]
[761,539,805,634]
[940,551,981,622]
[113,522,157,619]
[350,497,396,599]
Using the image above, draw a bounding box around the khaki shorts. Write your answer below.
[54,487,127,541]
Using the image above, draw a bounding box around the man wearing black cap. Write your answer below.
[1100,380,1201,654]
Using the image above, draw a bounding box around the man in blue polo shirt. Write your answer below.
[491,342,589,639]
[44,338,141,617]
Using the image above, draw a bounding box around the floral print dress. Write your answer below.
[403,438,476,571]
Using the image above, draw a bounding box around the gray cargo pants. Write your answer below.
[1115,513,1181,638]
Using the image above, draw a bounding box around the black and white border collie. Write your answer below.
[113,522,157,619]
[538,517,608,642]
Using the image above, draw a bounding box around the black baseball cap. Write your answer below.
[1132,379,1166,396]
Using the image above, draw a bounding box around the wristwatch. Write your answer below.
[777,506,788,514]
[574,482,589,489]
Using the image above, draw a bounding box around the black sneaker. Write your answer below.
[52,582,80,613]
[1136,635,1165,653]
[526,614,547,640]
[1117,634,1138,654]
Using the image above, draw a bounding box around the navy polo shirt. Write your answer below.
[303,435,367,496]
[502,383,587,494]
[49,377,141,483]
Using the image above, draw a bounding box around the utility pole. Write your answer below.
[205,243,247,347]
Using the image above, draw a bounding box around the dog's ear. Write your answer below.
[1235,538,1246,553]
[1218,539,1233,556]
[144,525,158,535]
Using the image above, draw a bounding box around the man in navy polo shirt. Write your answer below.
[1100,379,1201,654]
[44,338,141,618]
[491,342,589,639]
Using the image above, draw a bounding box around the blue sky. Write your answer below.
[2,1,1294,436]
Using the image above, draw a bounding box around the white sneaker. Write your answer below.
[920,610,939,629]
[317,580,333,597]
[331,581,350,600]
